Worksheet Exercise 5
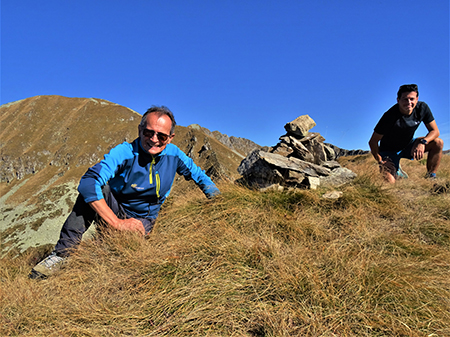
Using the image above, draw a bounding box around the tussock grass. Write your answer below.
[1,156,450,336]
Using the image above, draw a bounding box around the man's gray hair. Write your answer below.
[140,106,177,134]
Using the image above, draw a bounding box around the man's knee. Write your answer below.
[429,138,444,152]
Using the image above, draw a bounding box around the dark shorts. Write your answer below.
[379,138,416,172]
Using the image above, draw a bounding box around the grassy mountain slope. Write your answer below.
[1,155,450,336]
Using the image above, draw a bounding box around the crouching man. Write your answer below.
[30,105,220,279]
[368,84,444,183]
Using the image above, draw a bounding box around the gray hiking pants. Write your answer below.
[54,185,155,256]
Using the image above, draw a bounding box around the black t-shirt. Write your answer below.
[374,101,434,152]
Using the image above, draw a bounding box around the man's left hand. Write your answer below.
[412,143,425,160]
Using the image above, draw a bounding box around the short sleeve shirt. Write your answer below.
[374,101,434,152]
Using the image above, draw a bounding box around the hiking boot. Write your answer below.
[425,172,437,180]
[396,165,408,179]
[29,252,66,280]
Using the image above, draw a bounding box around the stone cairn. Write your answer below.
[237,115,356,190]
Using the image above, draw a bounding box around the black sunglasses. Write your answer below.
[142,128,170,143]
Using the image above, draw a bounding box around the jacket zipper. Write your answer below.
[156,172,160,199]
[149,157,160,199]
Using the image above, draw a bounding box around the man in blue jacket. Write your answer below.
[30,106,220,279]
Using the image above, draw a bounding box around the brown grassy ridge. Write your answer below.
[1,155,450,336]
[0,95,243,205]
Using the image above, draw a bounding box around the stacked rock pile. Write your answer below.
[237,115,357,190]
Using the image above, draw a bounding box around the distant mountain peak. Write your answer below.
[187,124,264,157]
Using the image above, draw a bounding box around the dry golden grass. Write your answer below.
[1,155,450,336]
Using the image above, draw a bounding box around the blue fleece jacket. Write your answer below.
[78,138,220,220]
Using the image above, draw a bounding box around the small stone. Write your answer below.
[322,191,343,199]
[304,176,320,190]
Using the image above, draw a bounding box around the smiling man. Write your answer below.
[369,84,444,183]
[30,106,220,279]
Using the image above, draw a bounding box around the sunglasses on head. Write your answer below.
[142,128,170,142]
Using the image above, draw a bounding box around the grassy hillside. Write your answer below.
[1,154,449,336]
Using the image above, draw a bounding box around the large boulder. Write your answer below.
[236,150,285,187]
[237,150,332,188]
[319,167,357,187]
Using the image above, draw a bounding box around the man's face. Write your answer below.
[139,113,174,155]
[397,91,418,116]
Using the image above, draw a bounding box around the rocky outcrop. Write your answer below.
[180,129,232,181]
[324,143,369,158]
[188,124,264,156]
[237,115,356,190]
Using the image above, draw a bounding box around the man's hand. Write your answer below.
[412,143,425,160]
[113,218,146,235]
[89,199,145,235]
[378,158,396,173]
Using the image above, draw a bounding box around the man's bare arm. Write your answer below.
[368,131,384,164]
[88,199,145,235]
[423,120,440,142]
[411,120,440,160]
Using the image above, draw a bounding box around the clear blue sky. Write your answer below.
[1,1,449,150]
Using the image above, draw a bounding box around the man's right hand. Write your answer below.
[113,218,146,235]
[89,199,146,235]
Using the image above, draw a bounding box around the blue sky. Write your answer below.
[1,1,449,150]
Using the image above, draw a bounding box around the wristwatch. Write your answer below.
[420,139,428,145]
